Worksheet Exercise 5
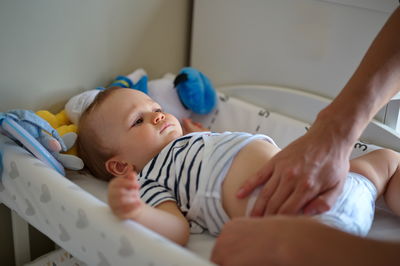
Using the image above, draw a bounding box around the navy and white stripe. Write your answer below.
[138,131,277,234]
[138,133,207,216]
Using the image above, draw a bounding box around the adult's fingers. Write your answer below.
[249,173,279,217]
[276,183,318,215]
[264,175,295,215]
[302,181,344,215]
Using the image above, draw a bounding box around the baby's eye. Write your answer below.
[155,108,163,113]
[132,117,143,127]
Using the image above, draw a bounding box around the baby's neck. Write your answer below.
[137,135,185,172]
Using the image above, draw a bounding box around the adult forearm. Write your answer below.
[294,225,400,266]
[211,217,400,266]
[357,239,399,266]
[317,7,400,145]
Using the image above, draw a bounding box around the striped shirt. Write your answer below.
[138,131,277,233]
[138,132,209,216]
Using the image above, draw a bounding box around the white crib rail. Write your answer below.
[0,134,213,266]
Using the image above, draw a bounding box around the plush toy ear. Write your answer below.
[131,75,148,94]
[174,67,217,114]
[65,89,101,125]
[109,76,134,88]
[124,68,149,94]
[110,72,148,94]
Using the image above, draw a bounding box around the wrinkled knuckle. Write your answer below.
[282,170,298,182]
[300,179,315,192]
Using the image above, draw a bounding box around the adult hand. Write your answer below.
[237,121,351,216]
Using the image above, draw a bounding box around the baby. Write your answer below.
[78,87,400,246]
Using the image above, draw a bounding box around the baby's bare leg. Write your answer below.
[350,149,400,216]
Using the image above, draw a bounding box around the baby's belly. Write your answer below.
[221,139,280,218]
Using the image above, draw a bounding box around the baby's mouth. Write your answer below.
[160,123,172,134]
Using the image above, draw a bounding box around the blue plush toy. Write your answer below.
[0,110,67,175]
[65,67,217,124]
[174,67,216,115]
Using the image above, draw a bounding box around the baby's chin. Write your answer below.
[167,130,183,142]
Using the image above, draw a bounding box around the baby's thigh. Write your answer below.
[349,149,396,194]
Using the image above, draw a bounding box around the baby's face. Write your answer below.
[92,89,183,171]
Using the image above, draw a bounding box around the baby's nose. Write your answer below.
[153,112,165,124]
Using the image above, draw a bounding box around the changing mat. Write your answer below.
[0,135,210,266]
[1,91,400,265]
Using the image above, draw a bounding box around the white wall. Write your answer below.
[0,0,191,112]
[0,1,191,264]
[191,0,398,99]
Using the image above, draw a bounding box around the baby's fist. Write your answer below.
[108,169,143,220]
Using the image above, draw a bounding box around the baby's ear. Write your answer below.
[105,157,131,176]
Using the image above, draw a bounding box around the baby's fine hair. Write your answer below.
[77,87,123,181]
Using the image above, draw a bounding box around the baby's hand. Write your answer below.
[108,167,144,220]
[182,118,209,135]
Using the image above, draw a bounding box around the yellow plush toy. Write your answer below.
[36,110,83,170]
[36,110,69,128]
[36,110,79,156]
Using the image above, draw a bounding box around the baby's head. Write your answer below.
[78,88,183,181]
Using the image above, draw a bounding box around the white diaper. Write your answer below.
[315,172,377,236]
[245,172,377,236]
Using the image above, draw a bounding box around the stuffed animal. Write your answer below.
[173,67,216,115]
[35,110,68,128]
[64,89,104,125]
[0,110,83,175]
[36,110,83,170]
[65,67,217,124]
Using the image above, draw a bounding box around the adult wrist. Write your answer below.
[314,105,362,149]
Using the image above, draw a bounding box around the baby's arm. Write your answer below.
[108,170,190,246]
